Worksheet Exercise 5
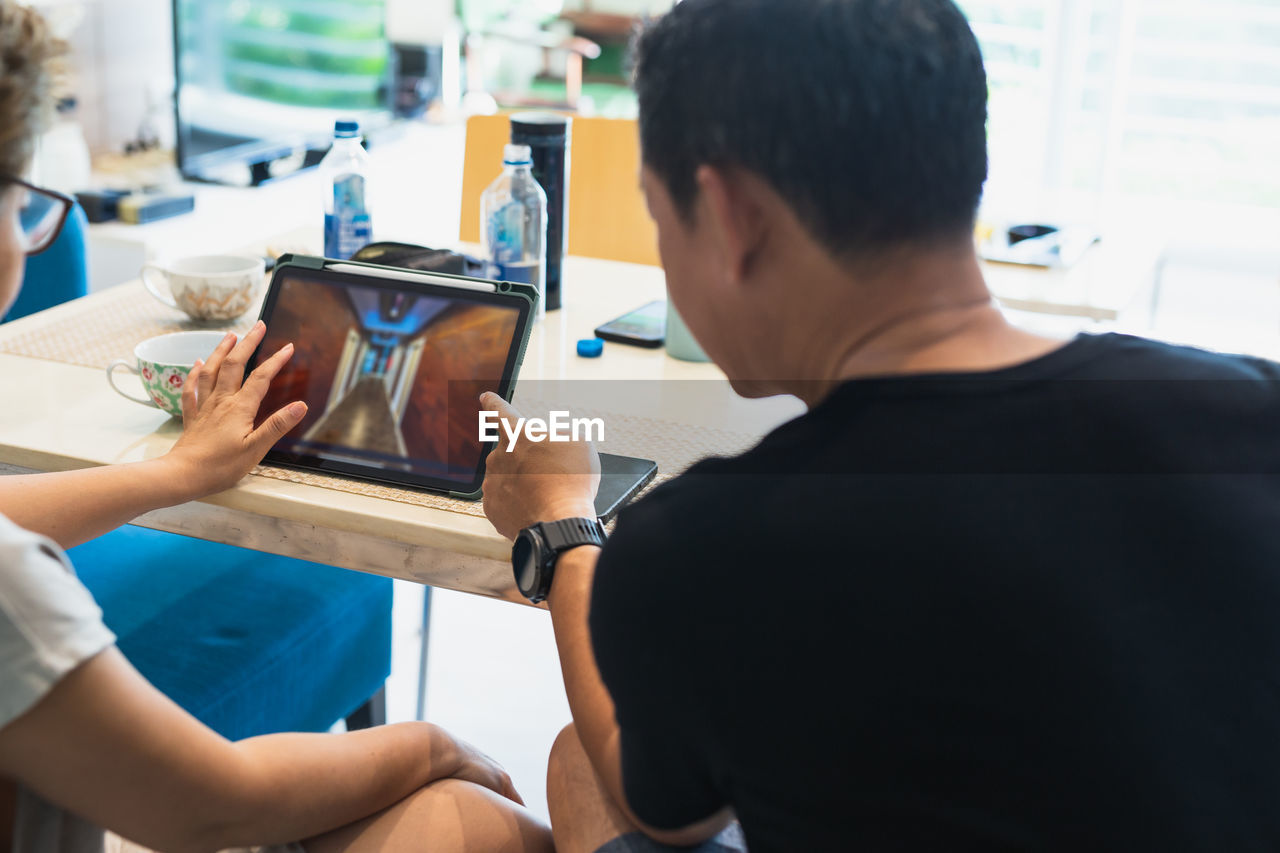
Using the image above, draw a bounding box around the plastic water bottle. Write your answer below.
[481,144,547,317]
[321,119,373,259]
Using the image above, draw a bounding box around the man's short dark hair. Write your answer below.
[632,0,988,259]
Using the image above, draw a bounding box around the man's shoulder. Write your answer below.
[1084,333,1280,381]
[608,438,800,540]
[606,459,762,551]
[592,430,845,634]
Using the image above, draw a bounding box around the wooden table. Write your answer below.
[0,254,801,604]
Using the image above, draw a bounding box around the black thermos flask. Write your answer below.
[510,112,570,311]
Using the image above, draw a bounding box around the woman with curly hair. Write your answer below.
[0,4,552,852]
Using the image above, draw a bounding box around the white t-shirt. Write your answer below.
[0,511,116,852]
[0,515,304,853]
[0,512,116,731]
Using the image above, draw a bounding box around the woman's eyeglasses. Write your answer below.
[2,176,73,256]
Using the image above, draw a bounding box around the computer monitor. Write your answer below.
[172,0,395,186]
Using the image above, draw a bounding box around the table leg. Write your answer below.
[1149,253,1168,328]
[416,585,434,721]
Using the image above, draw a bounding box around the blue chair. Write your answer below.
[4,203,90,321]
[11,203,393,737]
[68,528,391,738]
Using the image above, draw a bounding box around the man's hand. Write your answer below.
[479,392,600,540]
[165,321,307,498]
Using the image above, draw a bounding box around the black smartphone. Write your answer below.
[595,300,666,348]
[596,453,658,521]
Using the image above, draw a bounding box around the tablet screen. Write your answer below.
[249,262,531,495]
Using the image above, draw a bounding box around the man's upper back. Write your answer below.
[591,333,1280,851]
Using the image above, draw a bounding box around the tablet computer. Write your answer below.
[247,255,656,515]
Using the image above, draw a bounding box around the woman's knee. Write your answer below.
[304,777,552,853]
[417,778,553,852]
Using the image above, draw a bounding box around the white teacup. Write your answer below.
[141,255,265,321]
[107,330,228,418]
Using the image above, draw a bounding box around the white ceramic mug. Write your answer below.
[107,330,227,417]
[141,255,265,321]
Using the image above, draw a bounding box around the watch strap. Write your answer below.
[540,517,607,554]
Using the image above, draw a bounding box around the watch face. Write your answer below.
[512,532,540,596]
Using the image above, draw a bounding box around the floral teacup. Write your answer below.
[107,331,228,418]
[141,255,265,321]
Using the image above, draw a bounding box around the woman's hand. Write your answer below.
[0,321,306,546]
[440,729,525,805]
[165,321,307,498]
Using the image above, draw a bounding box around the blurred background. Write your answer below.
[34,0,1279,231]
[34,0,670,163]
[963,1,1280,295]
[956,0,1280,354]
[33,0,1278,271]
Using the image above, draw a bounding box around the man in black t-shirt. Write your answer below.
[480,1,1280,851]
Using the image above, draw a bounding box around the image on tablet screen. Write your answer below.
[256,272,521,484]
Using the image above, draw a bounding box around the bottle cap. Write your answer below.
[334,119,359,137]
[577,338,604,358]
[510,112,571,137]
[503,144,533,166]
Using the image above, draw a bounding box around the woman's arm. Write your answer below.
[0,646,518,853]
[0,459,208,551]
[0,322,307,548]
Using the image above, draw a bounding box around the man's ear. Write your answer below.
[694,164,768,287]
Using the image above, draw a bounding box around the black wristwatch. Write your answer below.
[512,517,607,603]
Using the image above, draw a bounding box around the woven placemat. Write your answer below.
[0,283,259,369]
[2,285,758,517]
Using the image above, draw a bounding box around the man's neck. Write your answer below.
[781,245,1067,408]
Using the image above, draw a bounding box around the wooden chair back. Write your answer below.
[459,113,660,267]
